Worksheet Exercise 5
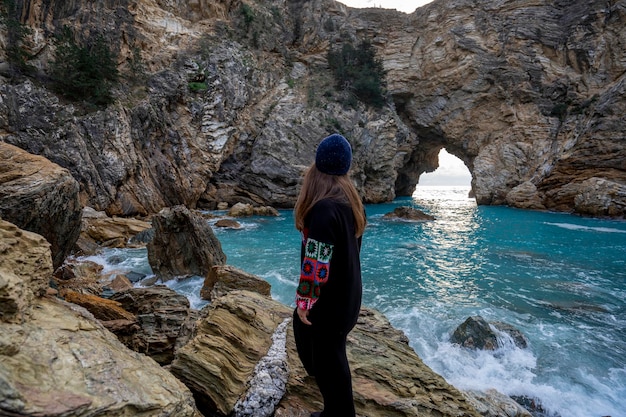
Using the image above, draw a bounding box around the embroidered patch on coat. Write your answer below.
[296,237,333,310]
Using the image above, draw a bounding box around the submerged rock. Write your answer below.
[451,316,528,350]
[383,206,436,222]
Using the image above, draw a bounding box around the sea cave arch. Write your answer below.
[394,139,474,198]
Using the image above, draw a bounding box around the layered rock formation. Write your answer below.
[0,219,201,416]
[172,290,482,417]
[1,0,622,218]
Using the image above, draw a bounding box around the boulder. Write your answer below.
[573,177,626,217]
[0,219,52,324]
[171,290,291,416]
[228,202,255,217]
[201,264,272,300]
[383,206,436,221]
[52,259,105,297]
[451,316,498,350]
[451,316,528,350]
[110,285,194,365]
[80,207,152,248]
[0,142,81,269]
[215,218,242,228]
[227,203,281,217]
[171,290,481,417]
[505,182,546,210]
[147,205,226,281]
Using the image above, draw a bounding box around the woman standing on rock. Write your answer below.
[293,133,366,417]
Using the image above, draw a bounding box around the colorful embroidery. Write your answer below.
[296,237,333,310]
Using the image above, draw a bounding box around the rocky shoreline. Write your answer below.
[1,144,535,417]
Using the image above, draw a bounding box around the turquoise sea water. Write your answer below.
[85,186,626,417]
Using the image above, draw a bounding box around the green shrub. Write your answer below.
[1,0,35,76]
[188,82,208,92]
[241,4,255,30]
[327,39,387,108]
[49,26,119,105]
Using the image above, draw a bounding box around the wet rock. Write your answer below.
[383,206,436,221]
[464,389,532,417]
[147,205,226,281]
[0,142,81,269]
[215,218,242,228]
[451,316,498,350]
[451,316,528,350]
[201,264,272,300]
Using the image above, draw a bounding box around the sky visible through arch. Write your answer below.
[418,149,472,186]
[339,0,433,13]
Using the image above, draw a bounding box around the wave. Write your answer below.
[545,222,626,234]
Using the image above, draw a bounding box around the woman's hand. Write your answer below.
[297,307,312,325]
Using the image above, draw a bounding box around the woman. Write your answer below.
[293,133,366,417]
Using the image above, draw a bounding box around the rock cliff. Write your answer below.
[1,0,624,217]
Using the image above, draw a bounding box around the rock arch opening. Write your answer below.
[417,149,472,187]
[394,141,474,199]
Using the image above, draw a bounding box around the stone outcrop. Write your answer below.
[172,290,482,417]
[201,264,272,300]
[0,219,201,417]
[0,142,82,269]
[147,205,226,280]
[451,316,528,350]
[383,206,436,221]
[2,0,623,218]
[77,206,152,252]
[110,286,195,365]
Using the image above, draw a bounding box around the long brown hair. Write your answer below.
[294,164,366,237]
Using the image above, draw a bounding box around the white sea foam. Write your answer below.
[545,222,626,234]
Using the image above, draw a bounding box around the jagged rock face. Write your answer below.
[1,0,624,217]
[0,142,82,269]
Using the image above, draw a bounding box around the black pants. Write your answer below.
[293,309,356,417]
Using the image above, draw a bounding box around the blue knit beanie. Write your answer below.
[315,134,352,176]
